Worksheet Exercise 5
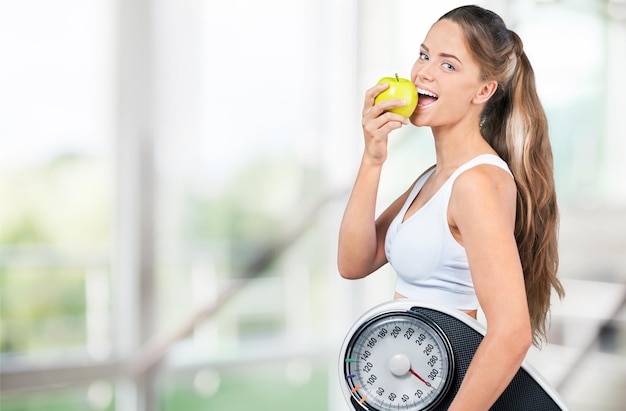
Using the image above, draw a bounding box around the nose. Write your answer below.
[412,60,433,83]
[416,66,434,83]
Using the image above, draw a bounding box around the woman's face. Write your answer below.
[409,19,488,128]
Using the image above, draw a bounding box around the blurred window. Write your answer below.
[1,1,625,410]
[0,0,115,362]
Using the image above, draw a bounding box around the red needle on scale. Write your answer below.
[409,368,432,388]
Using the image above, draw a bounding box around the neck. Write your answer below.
[431,123,495,172]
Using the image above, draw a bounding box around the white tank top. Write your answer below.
[385,154,513,310]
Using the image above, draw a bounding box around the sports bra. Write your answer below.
[384,154,513,310]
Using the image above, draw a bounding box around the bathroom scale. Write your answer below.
[339,300,569,410]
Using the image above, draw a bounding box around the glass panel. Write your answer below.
[0,0,115,363]
[152,0,332,347]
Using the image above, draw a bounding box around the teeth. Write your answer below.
[417,88,438,98]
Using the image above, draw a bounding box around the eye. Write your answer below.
[442,62,455,71]
[419,52,429,61]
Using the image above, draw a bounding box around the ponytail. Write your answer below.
[505,43,565,347]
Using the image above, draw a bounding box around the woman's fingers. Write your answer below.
[363,83,404,116]
[362,82,389,115]
[363,99,407,121]
[362,83,409,121]
[359,82,410,164]
[362,111,407,136]
[362,107,409,132]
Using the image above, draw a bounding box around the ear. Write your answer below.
[473,80,498,105]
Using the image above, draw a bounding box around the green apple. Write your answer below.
[374,73,418,119]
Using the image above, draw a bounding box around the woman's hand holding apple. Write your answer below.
[374,74,418,118]
[361,81,410,166]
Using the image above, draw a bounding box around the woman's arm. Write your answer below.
[447,165,533,410]
[337,83,409,279]
[338,168,413,279]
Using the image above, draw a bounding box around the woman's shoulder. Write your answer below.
[451,155,516,204]
[460,163,514,188]
[448,157,517,230]
[457,153,512,176]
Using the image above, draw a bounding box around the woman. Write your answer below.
[337,5,565,410]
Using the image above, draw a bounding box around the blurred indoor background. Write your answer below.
[1,0,625,410]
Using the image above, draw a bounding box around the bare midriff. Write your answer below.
[394,292,478,320]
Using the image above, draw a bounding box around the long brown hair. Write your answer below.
[440,6,564,346]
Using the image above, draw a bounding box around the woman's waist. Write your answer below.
[394,291,478,319]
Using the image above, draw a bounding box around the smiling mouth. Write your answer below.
[417,88,439,107]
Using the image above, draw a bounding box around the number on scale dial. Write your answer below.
[342,311,454,410]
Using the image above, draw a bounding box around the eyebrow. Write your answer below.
[421,44,463,65]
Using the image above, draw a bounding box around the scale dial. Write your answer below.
[341,309,454,411]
